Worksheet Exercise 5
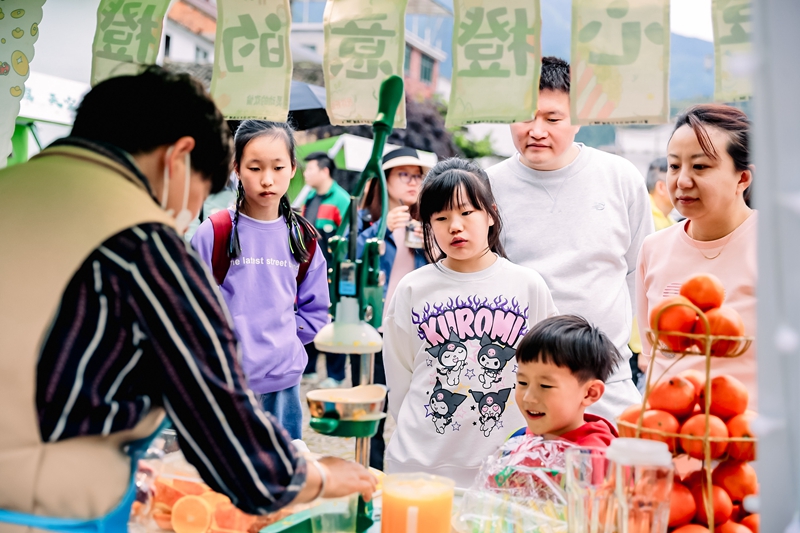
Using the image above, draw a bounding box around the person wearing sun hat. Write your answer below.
[353,145,431,470]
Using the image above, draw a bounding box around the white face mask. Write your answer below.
[162,146,195,234]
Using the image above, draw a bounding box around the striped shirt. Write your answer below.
[37,222,305,514]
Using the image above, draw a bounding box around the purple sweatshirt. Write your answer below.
[192,210,330,393]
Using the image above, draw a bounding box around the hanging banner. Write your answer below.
[571,0,669,125]
[90,0,171,86]
[446,0,541,127]
[211,0,293,121]
[0,1,45,169]
[323,0,407,127]
[712,0,752,102]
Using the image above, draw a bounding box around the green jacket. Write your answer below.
[302,180,350,261]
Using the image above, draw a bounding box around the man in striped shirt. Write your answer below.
[0,67,374,522]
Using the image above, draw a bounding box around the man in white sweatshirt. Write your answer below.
[486,57,654,423]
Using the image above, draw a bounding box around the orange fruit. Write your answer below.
[213,502,257,532]
[727,412,757,461]
[669,481,697,527]
[678,369,706,398]
[680,414,729,459]
[617,404,645,438]
[681,274,725,311]
[712,461,758,504]
[171,495,213,533]
[694,307,745,356]
[649,376,697,418]
[650,296,698,351]
[200,491,231,507]
[683,469,708,491]
[716,522,753,533]
[699,375,749,420]
[154,479,186,508]
[172,479,207,496]
[641,409,680,452]
[673,526,710,533]
[692,484,733,527]
[153,511,173,531]
[740,514,759,532]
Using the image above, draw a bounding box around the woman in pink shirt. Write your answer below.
[636,104,757,406]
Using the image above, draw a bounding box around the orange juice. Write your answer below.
[381,473,454,533]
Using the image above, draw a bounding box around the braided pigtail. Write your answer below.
[280,194,318,264]
[229,180,244,258]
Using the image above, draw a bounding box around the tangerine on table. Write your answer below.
[171,495,213,533]
[678,369,706,398]
[692,484,733,527]
[740,513,759,532]
[680,274,726,311]
[617,404,645,438]
[669,481,697,528]
[683,469,707,491]
[649,376,697,418]
[694,307,745,356]
[680,414,729,459]
[727,412,757,461]
[641,409,680,452]
[715,522,753,533]
[712,460,758,504]
[650,296,698,352]
[672,525,710,533]
[699,375,749,419]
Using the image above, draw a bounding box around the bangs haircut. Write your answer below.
[515,315,621,383]
[417,158,505,262]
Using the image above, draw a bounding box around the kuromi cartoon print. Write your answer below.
[470,388,512,437]
[428,378,467,434]
[476,335,516,389]
[427,330,469,386]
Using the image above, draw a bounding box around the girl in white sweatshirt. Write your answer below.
[383,158,558,488]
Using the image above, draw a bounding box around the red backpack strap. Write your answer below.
[295,235,317,287]
[209,210,233,285]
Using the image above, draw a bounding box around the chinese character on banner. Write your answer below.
[0,0,45,169]
[446,0,541,127]
[90,0,171,86]
[712,0,752,102]
[571,0,670,125]
[211,0,293,121]
[324,0,407,127]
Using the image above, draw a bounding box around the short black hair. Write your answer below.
[71,65,233,194]
[304,151,336,175]
[646,157,668,193]
[540,56,570,94]
[516,315,621,383]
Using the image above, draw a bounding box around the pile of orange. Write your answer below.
[649,274,746,356]
[148,477,258,533]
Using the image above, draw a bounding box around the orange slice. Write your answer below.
[153,511,174,531]
[200,491,231,508]
[154,479,186,508]
[172,479,207,496]
[171,495,213,533]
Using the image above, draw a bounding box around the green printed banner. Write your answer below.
[712,0,752,102]
[90,0,171,86]
[571,0,670,125]
[323,0,407,127]
[0,0,45,169]
[446,0,541,127]
[211,0,293,121]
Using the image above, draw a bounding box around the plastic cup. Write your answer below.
[566,446,616,533]
[310,493,358,533]
[381,473,454,533]
[404,220,424,249]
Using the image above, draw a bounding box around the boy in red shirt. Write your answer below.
[510,315,623,447]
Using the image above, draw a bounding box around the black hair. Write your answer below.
[516,315,622,383]
[230,120,318,263]
[539,56,571,94]
[646,157,668,193]
[71,65,232,194]
[304,152,336,176]
[417,158,506,263]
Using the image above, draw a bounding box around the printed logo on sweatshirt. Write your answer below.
[230,256,294,268]
[412,295,528,437]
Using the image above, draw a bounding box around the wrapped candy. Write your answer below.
[452,435,571,533]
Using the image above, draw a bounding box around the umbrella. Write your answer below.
[288,80,330,130]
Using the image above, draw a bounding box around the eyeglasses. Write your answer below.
[395,171,423,184]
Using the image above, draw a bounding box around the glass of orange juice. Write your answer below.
[381,473,455,533]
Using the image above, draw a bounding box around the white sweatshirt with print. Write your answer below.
[383,257,558,488]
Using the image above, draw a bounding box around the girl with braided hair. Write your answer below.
[192,121,329,440]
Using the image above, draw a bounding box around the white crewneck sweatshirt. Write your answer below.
[383,257,557,488]
[486,145,654,420]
